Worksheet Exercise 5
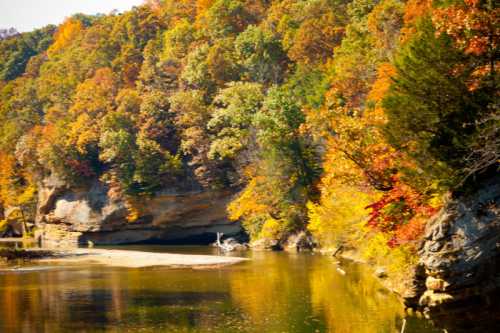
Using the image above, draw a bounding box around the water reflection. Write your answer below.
[309,257,404,333]
[0,246,441,333]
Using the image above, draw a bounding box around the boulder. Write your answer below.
[283,231,315,252]
[374,267,388,279]
[213,237,249,252]
[250,237,282,251]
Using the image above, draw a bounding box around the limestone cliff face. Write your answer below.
[35,175,242,247]
[411,174,500,331]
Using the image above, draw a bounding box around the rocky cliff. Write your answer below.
[35,175,243,247]
[410,174,500,332]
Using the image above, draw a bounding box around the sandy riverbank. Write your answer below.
[1,248,248,268]
[42,248,248,268]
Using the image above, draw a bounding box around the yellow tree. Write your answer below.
[47,18,84,57]
[0,153,36,237]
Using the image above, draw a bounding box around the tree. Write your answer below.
[0,78,43,153]
[432,0,499,180]
[0,0,494,255]
[271,0,348,65]
[208,82,264,160]
[206,38,240,85]
[170,90,224,187]
[47,18,84,57]
[139,37,179,92]
[0,25,55,81]
[382,17,495,187]
[0,153,37,237]
[180,44,214,90]
[132,134,182,194]
[196,0,264,40]
[235,25,287,83]
[228,86,321,240]
[255,86,320,191]
[66,68,118,157]
[161,19,195,62]
[138,90,178,151]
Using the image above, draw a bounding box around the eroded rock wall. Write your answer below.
[35,175,243,246]
[412,174,500,331]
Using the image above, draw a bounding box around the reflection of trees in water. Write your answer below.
[0,252,444,332]
[0,269,120,332]
[0,266,239,331]
[227,252,412,332]
[309,258,404,333]
[228,252,305,332]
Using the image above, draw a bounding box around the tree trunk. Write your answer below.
[19,209,28,238]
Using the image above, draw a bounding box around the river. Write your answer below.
[0,245,442,333]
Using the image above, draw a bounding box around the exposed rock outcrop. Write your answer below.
[0,206,26,237]
[35,175,243,247]
[213,237,249,252]
[283,231,315,252]
[411,174,500,332]
[249,231,316,251]
[250,237,282,251]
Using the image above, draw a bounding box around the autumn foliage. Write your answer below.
[0,0,497,261]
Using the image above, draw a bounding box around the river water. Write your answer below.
[0,245,442,333]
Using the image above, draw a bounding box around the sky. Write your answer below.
[0,0,144,32]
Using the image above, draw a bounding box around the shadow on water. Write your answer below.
[0,245,447,333]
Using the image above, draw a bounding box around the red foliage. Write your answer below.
[432,0,498,91]
[365,175,438,247]
[393,217,427,245]
[432,0,498,57]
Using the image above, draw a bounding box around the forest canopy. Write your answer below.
[0,0,498,267]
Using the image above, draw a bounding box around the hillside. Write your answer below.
[0,0,497,289]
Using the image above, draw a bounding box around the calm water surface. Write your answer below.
[0,245,441,333]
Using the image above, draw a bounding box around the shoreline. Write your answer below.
[313,247,418,308]
[1,247,248,269]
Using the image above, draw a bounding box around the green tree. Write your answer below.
[235,25,287,84]
[382,17,495,188]
[208,82,264,160]
[0,25,55,81]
